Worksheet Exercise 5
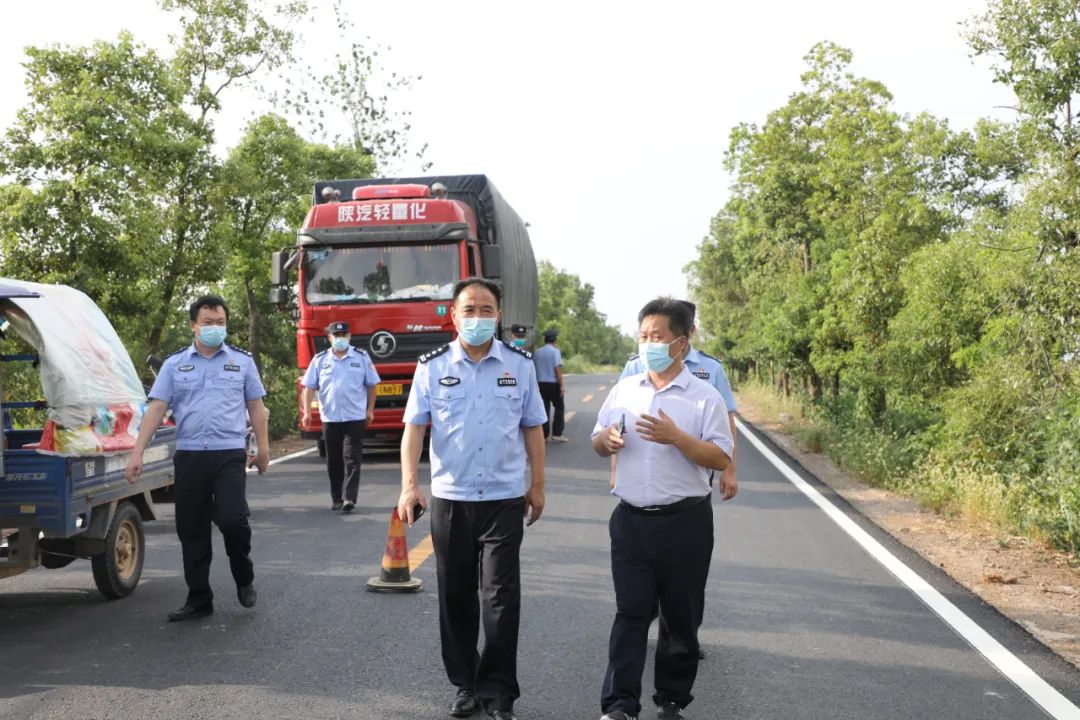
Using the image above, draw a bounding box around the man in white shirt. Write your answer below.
[591,297,734,720]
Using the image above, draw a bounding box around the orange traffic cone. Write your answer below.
[366,507,423,593]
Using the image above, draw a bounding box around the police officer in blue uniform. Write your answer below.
[398,278,547,720]
[301,321,381,513]
[126,295,270,622]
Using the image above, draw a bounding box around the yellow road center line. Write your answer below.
[408,534,434,572]
[582,394,594,403]
[565,411,577,423]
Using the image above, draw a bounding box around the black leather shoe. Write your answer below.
[488,712,517,720]
[330,501,343,511]
[237,584,257,608]
[342,500,355,513]
[449,689,479,717]
[167,604,213,622]
[697,647,706,660]
[656,702,684,720]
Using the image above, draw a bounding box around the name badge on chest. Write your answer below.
[497,377,517,387]
[224,363,241,372]
[693,370,710,380]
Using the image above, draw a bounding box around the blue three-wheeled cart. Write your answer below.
[0,281,176,598]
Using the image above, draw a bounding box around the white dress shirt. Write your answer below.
[592,366,733,508]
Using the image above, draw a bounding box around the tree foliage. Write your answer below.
[689,28,1080,552]
[536,261,633,365]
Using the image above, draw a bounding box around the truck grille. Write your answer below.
[313,331,453,363]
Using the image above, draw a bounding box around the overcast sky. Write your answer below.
[0,1,1015,334]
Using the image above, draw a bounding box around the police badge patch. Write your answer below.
[439,377,461,386]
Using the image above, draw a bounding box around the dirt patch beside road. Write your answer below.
[737,395,1080,670]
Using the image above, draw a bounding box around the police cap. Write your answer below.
[326,321,350,335]
[510,324,528,336]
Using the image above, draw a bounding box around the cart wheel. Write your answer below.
[91,502,144,599]
[317,437,327,458]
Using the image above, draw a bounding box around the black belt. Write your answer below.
[619,494,710,516]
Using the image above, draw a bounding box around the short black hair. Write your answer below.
[678,300,697,323]
[190,294,229,322]
[452,277,502,308]
[637,296,691,337]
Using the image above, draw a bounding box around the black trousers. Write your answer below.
[538,382,565,438]
[430,496,525,713]
[173,449,253,607]
[602,499,713,716]
[323,420,365,503]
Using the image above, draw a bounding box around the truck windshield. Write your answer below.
[302,244,459,305]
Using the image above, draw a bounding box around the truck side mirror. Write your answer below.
[271,251,289,286]
[481,245,503,278]
[269,287,289,306]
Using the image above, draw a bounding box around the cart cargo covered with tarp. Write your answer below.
[0,279,175,598]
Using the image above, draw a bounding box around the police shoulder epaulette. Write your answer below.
[226,343,252,357]
[627,353,640,361]
[501,340,532,359]
[418,344,450,364]
[699,350,722,364]
[165,346,189,360]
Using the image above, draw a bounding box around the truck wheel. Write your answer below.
[91,502,144,599]
[317,437,327,458]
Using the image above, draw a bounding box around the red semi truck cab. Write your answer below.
[270,175,537,446]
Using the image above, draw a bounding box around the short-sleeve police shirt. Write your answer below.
[301,346,381,422]
[404,340,547,502]
[621,345,737,412]
[149,343,266,451]
[532,343,562,383]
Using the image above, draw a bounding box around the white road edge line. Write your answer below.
[735,416,1080,720]
[247,445,318,473]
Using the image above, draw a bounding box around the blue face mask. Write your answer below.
[512,338,527,348]
[459,317,497,346]
[198,325,227,348]
[639,338,683,373]
[332,337,350,352]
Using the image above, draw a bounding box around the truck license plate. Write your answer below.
[376,383,403,397]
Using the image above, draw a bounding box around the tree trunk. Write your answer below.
[246,279,262,375]
[781,370,790,398]
[831,373,840,399]
[810,370,823,402]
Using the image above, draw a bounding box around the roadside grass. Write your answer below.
[737,380,1078,559]
[562,355,621,375]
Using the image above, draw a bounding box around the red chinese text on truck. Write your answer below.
[270,175,538,452]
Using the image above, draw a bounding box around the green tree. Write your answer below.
[536,261,632,365]
[0,34,197,364]
[213,114,372,435]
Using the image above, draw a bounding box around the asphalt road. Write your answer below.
[2,373,1080,720]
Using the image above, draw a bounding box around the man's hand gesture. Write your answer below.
[636,408,684,445]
